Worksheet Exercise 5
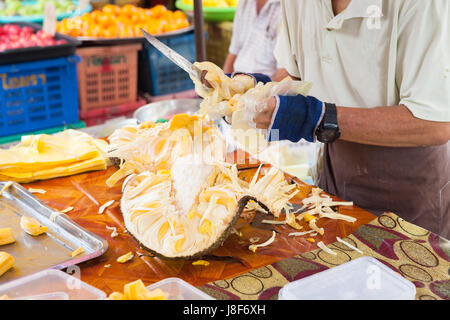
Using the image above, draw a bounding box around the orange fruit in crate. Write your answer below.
[80,12,94,24]
[151,4,168,18]
[103,4,121,16]
[135,23,147,33]
[176,18,190,29]
[121,4,138,17]
[144,9,154,18]
[118,25,134,38]
[116,15,131,26]
[86,25,101,37]
[90,10,103,23]
[131,11,146,24]
[173,10,187,21]
[57,4,189,38]
[98,13,115,27]
[103,26,118,38]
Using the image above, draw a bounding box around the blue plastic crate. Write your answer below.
[0,56,80,137]
[139,31,196,96]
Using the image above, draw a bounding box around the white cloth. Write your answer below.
[274,0,450,122]
[229,0,282,77]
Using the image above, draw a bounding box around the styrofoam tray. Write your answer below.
[278,257,416,300]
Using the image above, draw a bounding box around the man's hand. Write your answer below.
[253,97,277,129]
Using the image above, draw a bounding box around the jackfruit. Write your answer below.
[20,216,48,236]
[108,115,298,260]
[0,252,14,277]
[0,228,15,246]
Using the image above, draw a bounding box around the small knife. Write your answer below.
[140,28,202,81]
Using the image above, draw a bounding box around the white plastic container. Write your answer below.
[278,257,416,300]
[146,277,214,300]
[0,269,106,300]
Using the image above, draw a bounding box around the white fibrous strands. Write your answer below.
[248,231,276,253]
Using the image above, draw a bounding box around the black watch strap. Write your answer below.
[316,103,340,143]
[324,103,338,125]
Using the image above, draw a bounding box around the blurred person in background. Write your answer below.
[223,0,289,81]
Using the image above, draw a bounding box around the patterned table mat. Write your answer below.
[198,212,450,300]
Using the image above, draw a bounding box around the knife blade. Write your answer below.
[140,28,201,81]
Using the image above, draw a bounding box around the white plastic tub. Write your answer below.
[146,277,214,300]
[278,256,416,300]
[0,269,106,300]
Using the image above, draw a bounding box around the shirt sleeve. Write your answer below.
[273,1,301,79]
[228,0,245,55]
[396,0,450,122]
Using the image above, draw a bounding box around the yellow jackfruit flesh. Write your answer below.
[0,252,14,277]
[20,216,48,236]
[0,228,15,246]
[108,279,166,300]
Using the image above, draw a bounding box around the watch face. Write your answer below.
[318,124,340,143]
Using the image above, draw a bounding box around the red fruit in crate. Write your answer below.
[9,34,19,42]
[4,24,21,35]
[9,42,21,49]
[36,30,53,39]
[21,26,34,34]
[44,39,57,46]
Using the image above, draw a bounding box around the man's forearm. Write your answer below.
[337,105,450,147]
[223,53,237,74]
[271,68,290,82]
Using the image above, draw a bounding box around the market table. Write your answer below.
[19,149,450,300]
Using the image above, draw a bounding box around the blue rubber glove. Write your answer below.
[268,95,325,143]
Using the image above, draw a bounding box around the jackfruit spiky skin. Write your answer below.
[120,195,271,260]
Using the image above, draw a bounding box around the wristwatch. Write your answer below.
[315,103,341,143]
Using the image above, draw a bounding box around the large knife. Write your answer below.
[140,29,202,81]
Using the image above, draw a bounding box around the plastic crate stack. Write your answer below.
[138,30,197,101]
[75,43,148,126]
[0,22,83,141]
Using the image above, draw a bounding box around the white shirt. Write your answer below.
[229,0,282,77]
[274,0,450,122]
